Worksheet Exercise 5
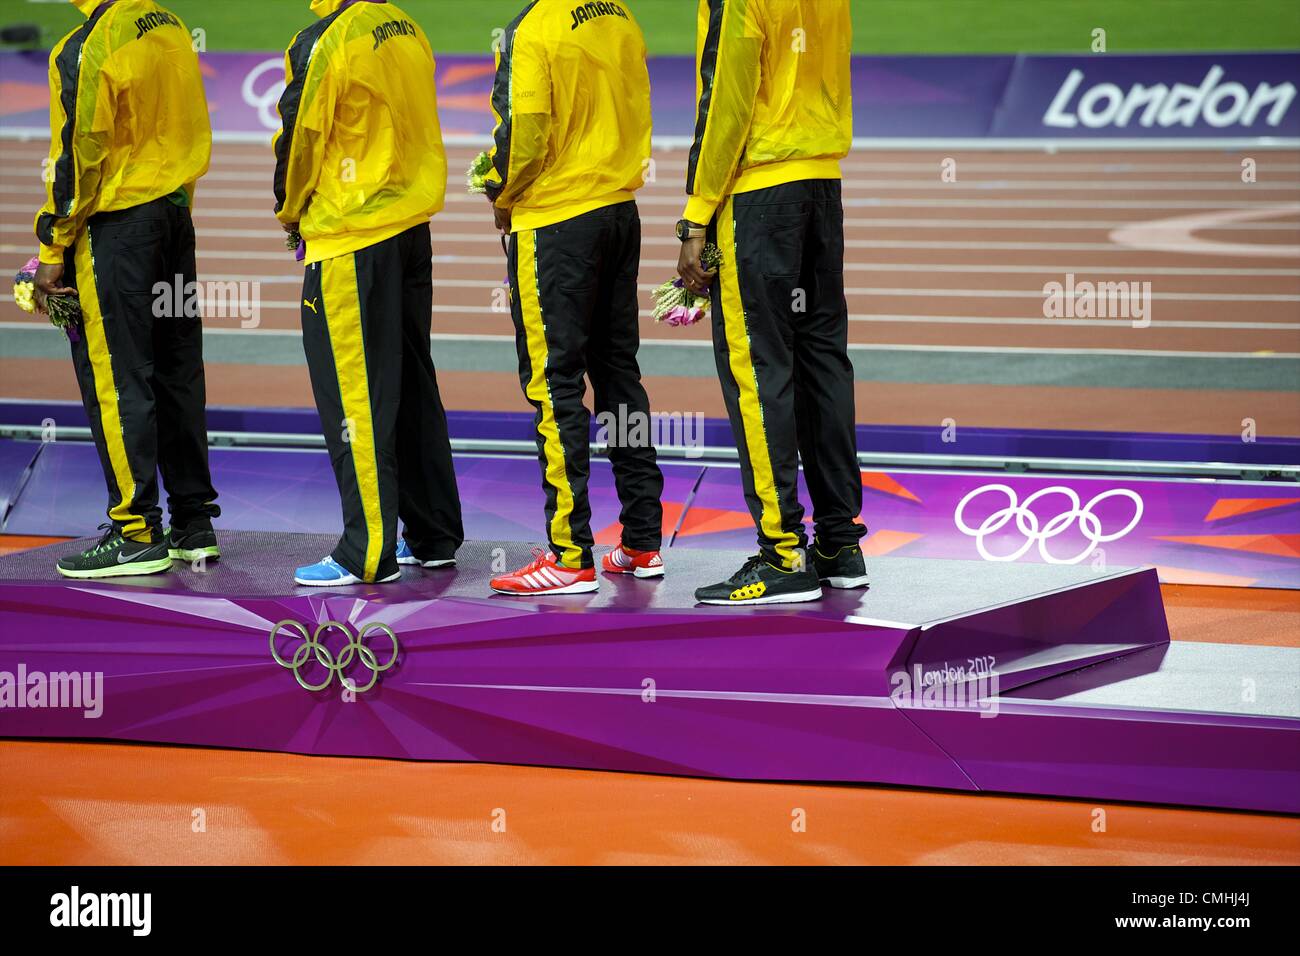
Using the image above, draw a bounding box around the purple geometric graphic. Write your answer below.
[4,440,1296,589]
[2,532,1295,813]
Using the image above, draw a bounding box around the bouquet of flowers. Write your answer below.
[13,254,82,341]
[284,226,305,262]
[466,150,494,195]
[651,243,723,326]
[12,256,36,314]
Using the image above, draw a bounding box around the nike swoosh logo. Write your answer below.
[118,549,154,563]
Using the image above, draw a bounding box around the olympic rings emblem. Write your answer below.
[953,484,1144,565]
[269,620,399,693]
[241,58,289,131]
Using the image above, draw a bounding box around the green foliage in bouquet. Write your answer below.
[466,150,494,195]
[45,294,82,333]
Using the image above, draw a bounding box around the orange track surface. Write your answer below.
[2,739,1296,865]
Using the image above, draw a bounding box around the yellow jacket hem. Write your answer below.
[509,191,636,234]
[303,213,432,265]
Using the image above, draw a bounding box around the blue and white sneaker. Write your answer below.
[395,538,456,568]
[294,555,401,587]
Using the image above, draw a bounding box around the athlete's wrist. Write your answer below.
[675,219,706,242]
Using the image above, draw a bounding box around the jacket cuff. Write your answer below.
[683,196,719,227]
[39,243,64,266]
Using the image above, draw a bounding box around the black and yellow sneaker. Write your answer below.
[167,525,220,563]
[812,543,869,589]
[56,525,173,580]
[694,555,824,606]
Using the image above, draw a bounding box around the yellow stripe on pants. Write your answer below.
[320,255,383,582]
[74,235,146,541]
[515,229,581,569]
[716,196,800,568]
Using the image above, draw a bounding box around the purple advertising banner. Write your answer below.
[991,52,1300,139]
[2,50,1295,140]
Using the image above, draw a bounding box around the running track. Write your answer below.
[2,141,1297,437]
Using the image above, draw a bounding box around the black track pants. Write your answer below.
[301,222,464,582]
[66,197,218,544]
[708,179,865,569]
[507,201,664,569]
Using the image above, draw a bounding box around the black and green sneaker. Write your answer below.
[167,525,220,563]
[694,555,824,606]
[56,524,173,580]
[812,543,869,589]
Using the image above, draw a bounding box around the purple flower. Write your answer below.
[664,304,705,327]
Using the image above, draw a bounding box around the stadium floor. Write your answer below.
[2,141,1298,437]
[2,732,1296,865]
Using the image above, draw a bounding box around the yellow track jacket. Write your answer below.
[273,0,447,264]
[484,0,651,233]
[683,0,853,225]
[35,0,211,265]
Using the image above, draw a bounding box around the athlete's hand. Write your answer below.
[280,220,299,234]
[677,237,715,296]
[493,204,511,235]
[34,261,76,316]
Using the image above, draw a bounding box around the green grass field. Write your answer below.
[4,0,1299,54]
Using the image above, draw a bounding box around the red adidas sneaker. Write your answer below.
[601,544,665,578]
[490,548,598,595]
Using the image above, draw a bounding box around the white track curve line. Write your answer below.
[1110,204,1300,258]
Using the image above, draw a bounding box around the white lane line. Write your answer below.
[849,314,1300,329]
[10,216,1295,237]
[8,190,1300,215]
[0,239,1174,255]
[259,274,1300,303]
[175,171,1300,192]
[802,262,1300,276]
[783,179,1300,192]
[4,263,1290,289]
[71,259,1298,279]
[6,143,1297,171]
[840,198,1300,210]
[149,271,1290,302]
[5,210,1296,235]
[3,320,1293,358]
[844,239,1157,251]
[8,167,1299,196]
[1111,204,1300,259]
[3,302,1294,332]
[4,140,1296,169]
[852,288,1300,302]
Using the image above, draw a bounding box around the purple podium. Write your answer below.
[1,532,1296,814]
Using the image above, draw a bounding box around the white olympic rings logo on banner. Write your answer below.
[953,484,1144,565]
[241,58,288,132]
